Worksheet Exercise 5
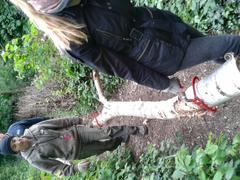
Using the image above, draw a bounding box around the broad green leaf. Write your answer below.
[213,171,223,180]
[185,155,191,165]
[225,167,234,180]
[232,134,240,145]
[199,169,206,180]
[205,144,218,155]
[172,170,185,179]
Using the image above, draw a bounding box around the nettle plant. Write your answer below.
[0,0,29,46]
[133,0,239,34]
[173,134,240,180]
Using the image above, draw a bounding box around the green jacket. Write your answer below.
[21,117,83,176]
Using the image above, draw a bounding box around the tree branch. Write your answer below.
[92,70,107,104]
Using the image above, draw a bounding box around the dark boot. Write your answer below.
[107,125,148,143]
[135,126,148,136]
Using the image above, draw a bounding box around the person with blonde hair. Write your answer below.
[10,0,240,94]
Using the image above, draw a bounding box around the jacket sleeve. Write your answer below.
[7,117,49,136]
[30,117,83,130]
[29,155,80,176]
[184,23,204,38]
[68,42,170,90]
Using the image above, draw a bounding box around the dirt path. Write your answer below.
[105,61,240,157]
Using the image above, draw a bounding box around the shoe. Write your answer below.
[136,126,148,136]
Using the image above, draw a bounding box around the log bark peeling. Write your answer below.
[92,53,240,126]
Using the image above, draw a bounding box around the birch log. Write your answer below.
[92,53,240,126]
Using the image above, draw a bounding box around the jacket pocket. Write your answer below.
[136,39,151,61]
[96,29,129,41]
[95,29,132,52]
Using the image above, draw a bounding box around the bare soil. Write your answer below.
[104,61,240,157]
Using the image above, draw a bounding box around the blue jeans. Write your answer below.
[179,35,240,70]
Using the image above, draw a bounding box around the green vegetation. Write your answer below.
[2,24,121,115]
[0,96,14,131]
[172,134,240,179]
[66,135,240,180]
[0,0,29,46]
[0,0,30,130]
[133,0,239,34]
[5,134,239,179]
[0,156,40,180]
[65,134,240,179]
[0,61,29,130]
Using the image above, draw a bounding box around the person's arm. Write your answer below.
[69,41,170,90]
[30,117,83,130]
[29,156,82,176]
[7,117,50,136]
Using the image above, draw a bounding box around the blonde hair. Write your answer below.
[10,0,88,51]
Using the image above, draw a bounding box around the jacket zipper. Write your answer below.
[137,39,150,61]
[96,29,132,41]
[25,129,59,159]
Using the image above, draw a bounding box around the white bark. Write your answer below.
[184,53,240,106]
[92,53,240,126]
[92,71,107,104]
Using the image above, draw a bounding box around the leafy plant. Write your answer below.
[0,95,14,131]
[172,134,240,179]
[0,156,41,180]
[2,25,122,115]
[0,0,29,46]
[32,134,240,179]
[133,0,239,34]
[0,60,26,131]
[1,134,240,180]
[137,141,177,179]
